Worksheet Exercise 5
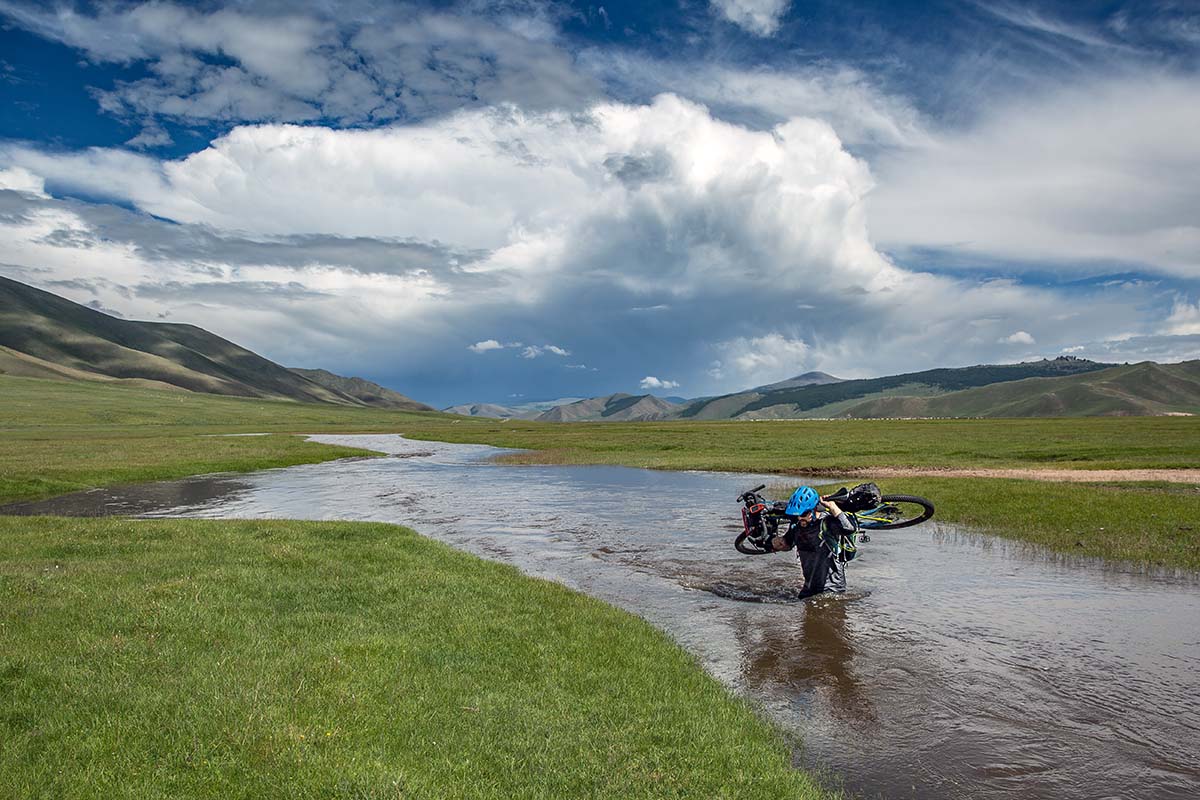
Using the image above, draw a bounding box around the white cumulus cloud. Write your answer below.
[0,167,48,197]
[1000,331,1036,345]
[640,376,679,390]
[0,93,1186,401]
[719,333,811,382]
[1164,300,1200,336]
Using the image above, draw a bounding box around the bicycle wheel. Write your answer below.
[734,532,772,555]
[854,494,934,530]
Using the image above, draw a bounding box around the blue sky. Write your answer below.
[1,0,1198,407]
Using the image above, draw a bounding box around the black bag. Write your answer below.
[843,482,883,512]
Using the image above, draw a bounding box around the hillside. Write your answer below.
[678,357,1117,419]
[535,393,681,422]
[836,361,1200,418]
[750,371,843,392]
[289,368,433,411]
[0,275,427,407]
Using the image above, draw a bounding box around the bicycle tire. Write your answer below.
[854,494,935,530]
[734,532,772,555]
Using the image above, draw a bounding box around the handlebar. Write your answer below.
[737,484,767,503]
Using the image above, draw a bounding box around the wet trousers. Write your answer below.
[797,547,846,598]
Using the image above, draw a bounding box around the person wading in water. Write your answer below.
[768,486,858,598]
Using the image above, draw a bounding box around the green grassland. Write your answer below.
[0,375,436,505]
[0,516,826,799]
[407,416,1200,471]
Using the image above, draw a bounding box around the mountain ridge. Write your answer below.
[289,368,433,411]
[0,275,432,409]
[535,393,682,422]
[679,357,1119,419]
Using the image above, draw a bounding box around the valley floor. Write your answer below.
[2,373,1197,796]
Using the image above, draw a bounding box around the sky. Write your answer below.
[1,0,1198,408]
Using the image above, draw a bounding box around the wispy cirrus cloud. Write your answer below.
[521,344,570,359]
[0,0,599,129]
[710,0,790,37]
[870,74,1200,277]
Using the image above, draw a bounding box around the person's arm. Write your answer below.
[821,498,856,531]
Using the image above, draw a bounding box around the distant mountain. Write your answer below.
[678,357,1120,419]
[443,403,542,419]
[289,368,433,411]
[535,393,682,422]
[0,275,433,409]
[513,397,586,412]
[443,397,585,419]
[750,371,843,393]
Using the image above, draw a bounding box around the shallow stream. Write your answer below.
[6,434,1198,799]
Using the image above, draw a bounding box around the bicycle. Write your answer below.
[734,482,935,555]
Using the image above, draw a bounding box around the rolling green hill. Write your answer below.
[836,360,1200,418]
[534,393,681,422]
[678,357,1122,419]
[0,275,427,407]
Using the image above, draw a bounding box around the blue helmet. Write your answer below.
[785,486,820,516]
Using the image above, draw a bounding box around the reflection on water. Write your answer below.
[741,598,875,728]
[4,433,1199,800]
[0,475,250,517]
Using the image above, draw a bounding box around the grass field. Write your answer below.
[0,516,827,799]
[0,376,435,505]
[405,416,1200,471]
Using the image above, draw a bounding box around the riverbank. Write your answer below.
[400,417,1200,570]
[0,515,828,798]
[4,374,1197,568]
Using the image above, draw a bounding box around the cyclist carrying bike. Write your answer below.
[769,486,857,598]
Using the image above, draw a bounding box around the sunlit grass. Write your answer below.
[0,516,829,799]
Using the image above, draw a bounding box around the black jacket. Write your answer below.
[790,510,856,552]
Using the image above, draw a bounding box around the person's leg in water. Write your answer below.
[796,547,833,599]
[827,556,847,593]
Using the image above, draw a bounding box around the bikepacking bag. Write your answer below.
[842,482,883,512]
